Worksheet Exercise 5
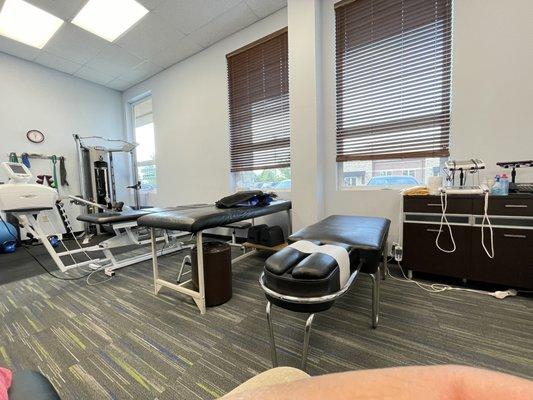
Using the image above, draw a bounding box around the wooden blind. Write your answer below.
[227,29,289,172]
[335,0,452,162]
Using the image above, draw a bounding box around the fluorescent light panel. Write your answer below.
[0,0,63,49]
[72,0,149,42]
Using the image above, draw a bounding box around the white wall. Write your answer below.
[122,9,290,235]
[0,53,126,230]
[121,0,533,244]
[320,0,533,247]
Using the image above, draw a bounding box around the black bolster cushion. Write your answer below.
[264,242,356,298]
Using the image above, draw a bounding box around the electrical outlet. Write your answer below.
[394,245,403,262]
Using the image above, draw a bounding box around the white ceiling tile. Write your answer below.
[33,51,82,74]
[26,0,87,20]
[245,0,286,19]
[136,0,165,10]
[0,35,40,61]
[120,60,162,84]
[86,44,143,77]
[154,0,242,35]
[75,65,115,86]
[107,77,134,91]
[116,12,184,59]
[44,24,110,65]
[150,36,203,68]
[187,2,258,48]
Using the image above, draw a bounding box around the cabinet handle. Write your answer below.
[503,234,527,239]
[426,228,441,233]
[505,204,528,208]
[427,203,441,207]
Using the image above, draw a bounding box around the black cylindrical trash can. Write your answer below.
[191,242,232,307]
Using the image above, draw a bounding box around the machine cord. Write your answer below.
[435,191,457,253]
[480,191,495,259]
[385,262,527,298]
[0,214,104,282]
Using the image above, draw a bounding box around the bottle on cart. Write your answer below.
[500,173,509,195]
[492,175,503,196]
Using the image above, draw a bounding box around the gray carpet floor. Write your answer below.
[0,246,532,399]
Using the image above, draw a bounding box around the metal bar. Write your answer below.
[232,250,257,263]
[370,268,380,329]
[259,270,360,304]
[302,314,315,370]
[194,232,206,314]
[266,302,278,367]
[504,234,527,239]
[151,228,161,295]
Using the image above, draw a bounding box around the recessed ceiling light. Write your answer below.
[0,0,64,49]
[72,0,149,42]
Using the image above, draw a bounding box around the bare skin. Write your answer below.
[223,365,533,400]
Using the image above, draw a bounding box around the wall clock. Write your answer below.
[26,130,45,143]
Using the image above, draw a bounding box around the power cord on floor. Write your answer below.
[385,262,519,299]
[1,214,104,282]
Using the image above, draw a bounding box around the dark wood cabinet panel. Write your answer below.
[403,195,533,289]
[403,223,470,278]
[473,196,533,217]
[470,228,533,288]
[404,197,473,214]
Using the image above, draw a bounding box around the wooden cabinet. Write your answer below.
[403,194,533,289]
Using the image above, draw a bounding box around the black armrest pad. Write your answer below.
[8,371,60,400]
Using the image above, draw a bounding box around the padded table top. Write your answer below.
[77,205,207,224]
[289,215,390,253]
[137,200,292,233]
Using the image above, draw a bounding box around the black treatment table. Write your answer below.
[137,200,292,313]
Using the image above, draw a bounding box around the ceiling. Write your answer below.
[0,0,286,91]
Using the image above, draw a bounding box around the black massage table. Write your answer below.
[259,215,390,369]
[137,200,292,313]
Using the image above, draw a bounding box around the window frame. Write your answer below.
[334,0,452,190]
[227,28,291,190]
[129,93,157,194]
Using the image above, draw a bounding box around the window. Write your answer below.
[335,0,452,188]
[132,97,157,191]
[227,28,290,190]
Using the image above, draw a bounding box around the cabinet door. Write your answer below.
[470,228,533,288]
[403,223,470,278]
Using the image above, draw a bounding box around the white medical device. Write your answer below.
[437,170,494,259]
[0,162,58,212]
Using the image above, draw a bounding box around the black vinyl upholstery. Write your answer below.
[77,204,207,225]
[137,200,292,233]
[265,243,356,298]
[288,215,390,274]
[8,371,60,400]
[263,215,390,308]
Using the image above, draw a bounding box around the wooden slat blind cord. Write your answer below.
[335,0,452,162]
[227,30,290,172]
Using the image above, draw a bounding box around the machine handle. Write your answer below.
[426,228,441,233]
[503,234,527,239]
[427,203,441,207]
[505,204,528,208]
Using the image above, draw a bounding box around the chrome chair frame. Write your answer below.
[260,254,386,370]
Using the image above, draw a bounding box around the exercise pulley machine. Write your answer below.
[74,134,141,234]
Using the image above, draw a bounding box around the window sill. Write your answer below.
[338,185,412,192]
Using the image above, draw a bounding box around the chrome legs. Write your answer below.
[266,302,278,367]
[370,266,380,329]
[266,301,315,371]
[177,255,191,283]
[381,252,387,280]
[301,314,315,370]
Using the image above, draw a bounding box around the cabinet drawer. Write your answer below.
[403,223,470,278]
[404,197,472,214]
[474,197,533,217]
[470,228,533,288]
